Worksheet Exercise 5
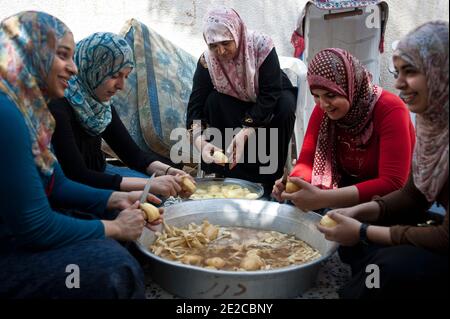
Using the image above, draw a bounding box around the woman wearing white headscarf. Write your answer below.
[316,21,448,299]
[186,7,297,191]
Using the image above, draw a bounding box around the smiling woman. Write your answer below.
[274,48,416,212]
[46,33,78,97]
[393,56,428,114]
[0,11,149,299]
[47,32,193,197]
[315,21,449,299]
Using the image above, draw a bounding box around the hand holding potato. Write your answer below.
[212,151,229,164]
[319,215,337,228]
[139,202,161,222]
[285,180,301,193]
[181,175,197,193]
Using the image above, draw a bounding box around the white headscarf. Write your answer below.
[395,21,449,202]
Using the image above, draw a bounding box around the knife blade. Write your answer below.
[140,172,156,203]
[281,167,288,185]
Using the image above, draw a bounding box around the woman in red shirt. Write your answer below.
[273,48,415,211]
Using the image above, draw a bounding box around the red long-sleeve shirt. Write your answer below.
[291,90,415,203]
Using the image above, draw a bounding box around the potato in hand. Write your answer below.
[320,215,337,228]
[140,203,160,222]
[285,180,301,193]
[212,151,229,164]
[181,176,196,193]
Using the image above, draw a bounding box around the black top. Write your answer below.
[48,98,162,190]
[186,48,295,128]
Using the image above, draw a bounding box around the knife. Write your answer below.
[140,172,156,203]
[281,167,288,185]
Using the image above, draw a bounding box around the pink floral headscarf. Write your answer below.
[307,48,382,189]
[0,11,71,176]
[394,21,449,202]
[202,6,274,102]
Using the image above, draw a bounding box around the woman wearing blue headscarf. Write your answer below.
[49,32,193,197]
[0,11,157,298]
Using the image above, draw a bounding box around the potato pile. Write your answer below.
[189,183,259,200]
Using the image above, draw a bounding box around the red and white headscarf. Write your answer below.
[307,48,382,189]
[395,21,449,202]
[202,6,274,102]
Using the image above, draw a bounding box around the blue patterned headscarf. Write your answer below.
[65,32,134,136]
[0,11,71,176]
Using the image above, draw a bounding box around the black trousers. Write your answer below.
[338,244,449,299]
[201,90,296,189]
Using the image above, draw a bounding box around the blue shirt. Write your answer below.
[0,92,112,251]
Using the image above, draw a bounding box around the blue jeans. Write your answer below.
[105,164,149,178]
[0,239,145,299]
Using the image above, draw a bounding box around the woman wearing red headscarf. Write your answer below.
[317,21,448,299]
[274,48,415,211]
[186,6,297,192]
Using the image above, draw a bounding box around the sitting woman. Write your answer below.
[317,21,448,298]
[186,6,297,190]
[0,11,160,298]
[273,48,415,211]
[49,32,192,197]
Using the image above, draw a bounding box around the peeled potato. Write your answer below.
[182,255,203,266]
[240,254,264,271]
[181,176,196,193]
[245,193,259,199]
[140,203,160,222]
[212,151,229,164]
[205,257,226,269]
[285,181,301,193]
[202,222,219,241]
[320,215,337,228]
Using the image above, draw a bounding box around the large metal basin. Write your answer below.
[136,199,337,299]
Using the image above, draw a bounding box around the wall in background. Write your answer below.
[1,0,448,91]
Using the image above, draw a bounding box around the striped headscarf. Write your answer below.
[307,48,382,189]
[203,6,274,102]
[0,11,70,176]
[65,32,134,136]
[395,21,449,202]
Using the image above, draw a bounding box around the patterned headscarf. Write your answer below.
[202,6,274,102]
[394,21,449,202]
[65,32,134,136]
[0,11,70,176]
[307,48,382,189]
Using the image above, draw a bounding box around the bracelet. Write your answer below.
[359,223,370,246]
[165,166,172,175]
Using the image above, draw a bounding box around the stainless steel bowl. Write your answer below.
[136,199,337,299]
[190,177,264,199]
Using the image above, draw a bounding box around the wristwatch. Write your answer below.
[359,223,370,245]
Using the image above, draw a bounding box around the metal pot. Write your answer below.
[136,199,337,299]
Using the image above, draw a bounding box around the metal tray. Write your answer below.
[189,177,264,200]
[136,199,337,298]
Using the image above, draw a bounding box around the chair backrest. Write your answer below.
[279,56,308,159]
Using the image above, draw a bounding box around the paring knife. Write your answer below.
[281,167,289,185]
[140,172,156,203]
